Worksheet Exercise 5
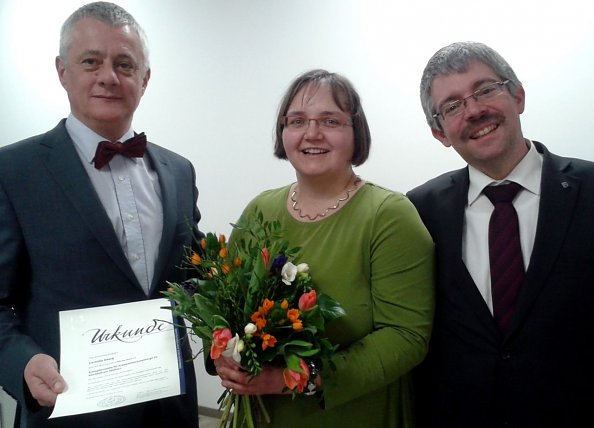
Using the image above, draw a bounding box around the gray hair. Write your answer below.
[59,2,150,71]
[420,41,522,131]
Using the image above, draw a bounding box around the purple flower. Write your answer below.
[270,255,288,275]
[272,255,288,267]
[180,279,198,295]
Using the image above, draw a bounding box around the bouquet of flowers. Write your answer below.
[162,211,345,427]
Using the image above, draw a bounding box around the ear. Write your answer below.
[512,85,525,114]
[55,56,67,89]
[431,128,451,147]
[141,68,151,95]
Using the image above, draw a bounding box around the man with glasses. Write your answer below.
[407,41,594,427]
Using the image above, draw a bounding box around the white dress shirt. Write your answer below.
[463,141,543,313]
[66,114,163,295]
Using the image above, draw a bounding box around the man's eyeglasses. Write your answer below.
[432,80,510,121]
[281,115,352,131]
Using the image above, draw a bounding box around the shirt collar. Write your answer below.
[467,139,543,206]
[65,114,136,165]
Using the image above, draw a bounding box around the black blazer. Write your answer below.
[0,120,201,428]
[407,141,594,428]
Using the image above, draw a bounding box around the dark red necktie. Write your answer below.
[93,132,147,169]
[483,182,524,332]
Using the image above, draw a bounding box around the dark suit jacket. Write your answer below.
[0,120,201,428]
[407,141,594,428]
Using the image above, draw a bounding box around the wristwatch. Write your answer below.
[304,360,318,396]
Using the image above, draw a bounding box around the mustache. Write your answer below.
[461,114,505,139]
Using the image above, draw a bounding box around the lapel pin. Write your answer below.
[561,181,569,188]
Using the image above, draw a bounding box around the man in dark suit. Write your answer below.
[0,2,201,427]
[408,41,594,428]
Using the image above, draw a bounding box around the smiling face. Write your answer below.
[282,83,355,182]
[56,18,150,141]
[430,61,527,179]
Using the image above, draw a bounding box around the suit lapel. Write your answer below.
[40,122,140,287]
[511,142,581,331]
[437,170,501,336]
[146,145,177,292]
[435,171,466,262]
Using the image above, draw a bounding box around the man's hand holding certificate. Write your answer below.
[51,299,184,418]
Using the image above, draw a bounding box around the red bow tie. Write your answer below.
[93,133,147,169]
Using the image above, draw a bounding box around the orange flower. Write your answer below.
[210,328,232,360]
[261,333,277,350]
[280,299,289,310]
[287,308,300,323]
[221,264,231,275]
[262,299,274,313]
[219,247,229,258]
[233,257,242,267]
[255,299,274,318]
[190,252,201,265]
[283,359,310,393]
[292,320,303,331]
[219,234,226,246]
[200,238,207,249]
[251,312,267,330]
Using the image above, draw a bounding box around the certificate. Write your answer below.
[51,298,184,418]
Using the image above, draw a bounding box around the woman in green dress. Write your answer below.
[213,69,435,427]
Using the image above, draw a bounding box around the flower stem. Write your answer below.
[219,391,233,428]
[256,395,271,424]
[243,395,254,428]
[233,393,239,428]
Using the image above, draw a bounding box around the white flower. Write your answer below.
[281,262,298,285]
[244,323,257,335]
[222,334,243,363]
[296,263,309,274]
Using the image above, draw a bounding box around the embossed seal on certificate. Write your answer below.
[97,395,126,408]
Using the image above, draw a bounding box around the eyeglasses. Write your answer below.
[432,80,510,121]
[281,115,353,131]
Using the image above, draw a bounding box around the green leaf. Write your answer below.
[211,314,230,329]
[282,339,312,349]
[192,325,212,339]
[317,293,347,321]
[302,306,325,331]
[284,353,303,372]
[292,348,319,357]
[193,294,220,329]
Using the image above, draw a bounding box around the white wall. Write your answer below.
[2,0,594,412]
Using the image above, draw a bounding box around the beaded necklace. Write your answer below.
[290,176,361,221]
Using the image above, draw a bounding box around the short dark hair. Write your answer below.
[274,69,371,166]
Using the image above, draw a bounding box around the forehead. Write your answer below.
[288,83,346,112]
[431,61,501,105]
[69,18,143,59]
